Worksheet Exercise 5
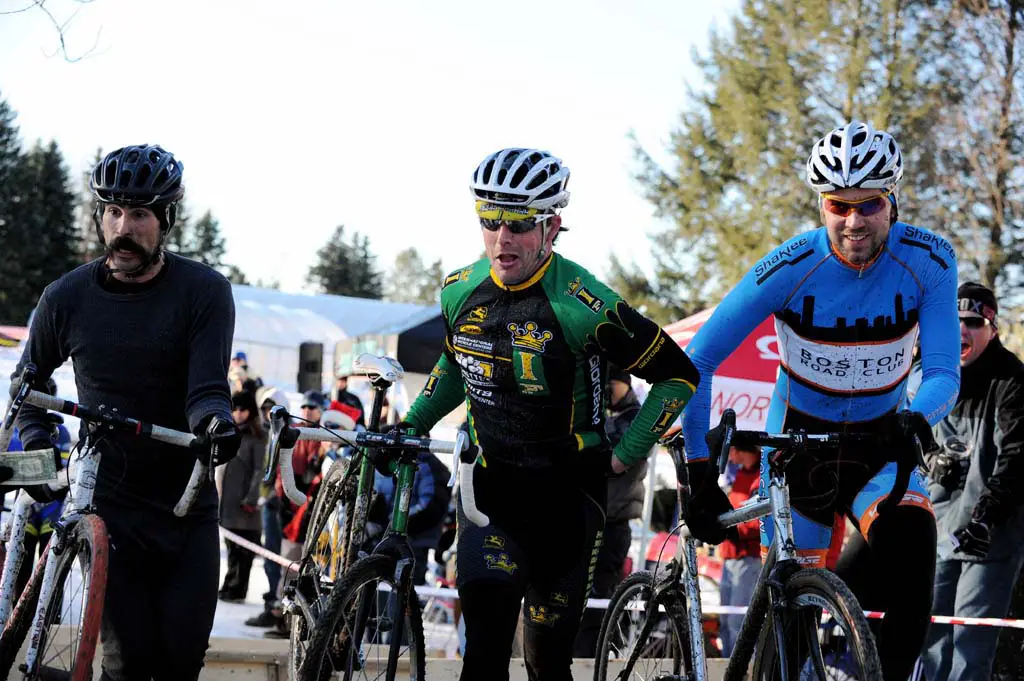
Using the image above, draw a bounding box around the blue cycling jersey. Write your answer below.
[683,222,961,463]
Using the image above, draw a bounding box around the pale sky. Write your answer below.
[0,0,738,294]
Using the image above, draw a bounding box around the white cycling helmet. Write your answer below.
[470,148,570,211]
[806,121,903,193]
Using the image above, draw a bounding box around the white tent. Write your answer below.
[230,286,441,393]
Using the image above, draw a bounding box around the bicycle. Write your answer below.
[266,353,479,681]
[594,408,920,681]
[0,362,211,681]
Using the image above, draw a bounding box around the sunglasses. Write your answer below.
[960,316,991,330]
[479,214,554,234]
[822,190,892,218]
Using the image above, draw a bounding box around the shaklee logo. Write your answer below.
[754,237,810,279]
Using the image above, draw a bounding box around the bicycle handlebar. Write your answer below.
[708,408,923,516]
[4,381,203,518]
[262,405,483,522]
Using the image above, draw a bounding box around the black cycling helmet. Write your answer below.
[90,144,184,233]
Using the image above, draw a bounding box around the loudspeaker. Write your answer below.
[297,342,324,394]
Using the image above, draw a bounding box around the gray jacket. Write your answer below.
[606,392,647,523]
[928,339,1024,562]
[219,423,266,532]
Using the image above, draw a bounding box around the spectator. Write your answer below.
[574,363,645,657]
[265,390,326,639]
[369,404,451,586]
[229,350,263,395]
[246,384,289,629]
[332,373,365,427]
[218,391,266,602]
[920,282,1024,681]
[717,443,761,657]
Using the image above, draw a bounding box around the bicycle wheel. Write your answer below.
[290,458,357,680]
[750,568,881,681]
[594,570,687,681]
[0,540,48,678]
[299,553,426,681]
[9,515,108,681]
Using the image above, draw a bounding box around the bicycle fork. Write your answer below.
[0,494,33,626]
[682,539,709,681]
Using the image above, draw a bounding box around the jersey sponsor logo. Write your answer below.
[514,350,550,396]
[468,306,488,323]
[484,551,518,576]
[483,535,505,550]
[453,336,495,354]
[528,605,561,626]
[775,320,918,395]
[508,321,554,353]
[650,397,685,434]
[565,276,605,313]
[634,334,668,371]
[422,366,446,398]
[901,226,954,270]
[467,384,495,404]
[442,267,472,289]
[455,352,495,383]
[588,354,602,425]
[754,237,813,285]
[458,324,484,335]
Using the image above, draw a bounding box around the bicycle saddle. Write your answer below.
[353,354,404,383]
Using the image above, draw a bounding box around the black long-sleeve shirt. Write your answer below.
[11,253,234,515]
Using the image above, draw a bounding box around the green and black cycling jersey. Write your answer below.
[405,253,699,468]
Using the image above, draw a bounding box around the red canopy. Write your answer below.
[664,309,780,430]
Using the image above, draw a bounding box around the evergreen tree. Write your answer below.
[0,139,77,325]
[164,198,194,259]
[77,147,104,262]
[188,210,226,269]
[307,225,383,299]
[223,264,250,285]
[633,0,953,311]
[385,247,444,304]
[0,93,24,324]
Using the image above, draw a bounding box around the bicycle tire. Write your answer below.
[290,459,355,681]
[0,539,48,677]
[750,568,881,681]
[298,553,426,681]
[594,570,686,681]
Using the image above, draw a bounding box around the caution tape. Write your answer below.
[219,529,1024,628]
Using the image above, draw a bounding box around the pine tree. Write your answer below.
[0,139,78,324]
[77,147,104,262]
[385,247,444,304]
[0,93,24,324]
[189,210,226,269]
[307,225,383,299]
[164,198,194,259]
[634,0,953,311]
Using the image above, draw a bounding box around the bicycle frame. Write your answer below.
[0,374,199,678]
[644,438,797,681]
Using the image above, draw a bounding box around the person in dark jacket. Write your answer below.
[574,363,645,657]
[218,391,266,602]
[920,283,1024,681]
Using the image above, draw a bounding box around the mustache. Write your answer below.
[106,236,150,259]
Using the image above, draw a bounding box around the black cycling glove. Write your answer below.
[196,416,242,468]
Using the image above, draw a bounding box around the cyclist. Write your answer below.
[10,144,241,681]
[682,121,960,680]
[399,148,700,681]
